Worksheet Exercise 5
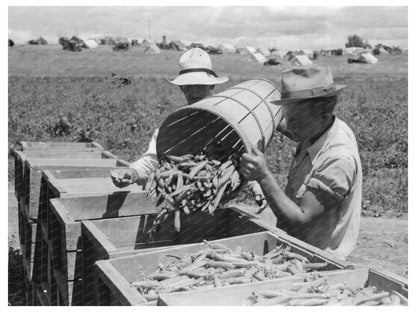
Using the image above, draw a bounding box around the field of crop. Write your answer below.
[8,45,408,218]
[7,44,408,306]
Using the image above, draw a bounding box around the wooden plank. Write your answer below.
[158,268,408,306]
[17,141,103,151]
[42,168,123,180]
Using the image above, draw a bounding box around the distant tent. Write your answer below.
[70,36,87,48]
[289,55,313,66]
[257,47,271,57]
[237,46,256,55]
[114,36,129,44]
[113,42,130,51]
[181,40,192,48]
[220,43,236,53]
[373,47,389,55]
[141,38,155,47]
[248,52,267,63]
[299,49,313,59]
[131,38,143,46]
[28,36,48,45]
[8,39,14,47]
[271,49,285,58]
[144,43,161,54]
[345,47,364,55]
[358,53,378,64]
[84,39,99,49]
[169,40,187,51]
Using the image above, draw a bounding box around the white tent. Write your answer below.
[248,52,267,63]
[84,39,99,49]
[144,43,161,54]
[141,38,155,47]
[289,55,313,66]
[257,47,271,57]
[220,43,237,53]
[271,49,286,58]
[358,53,378,64]
[238,46,256,55]
[300,49,313,59]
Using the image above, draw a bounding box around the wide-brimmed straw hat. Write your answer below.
[168,48,229,86]
[271,66,345,105]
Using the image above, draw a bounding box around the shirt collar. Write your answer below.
[306,117,339,164]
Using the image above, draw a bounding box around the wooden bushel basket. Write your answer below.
[156,79,282,162]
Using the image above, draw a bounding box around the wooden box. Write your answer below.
[45,193,156,306]
[81,207,267,305]
[158,268,408,306]
[10,141,104,200]
[93,231,348,306]
[23,157,129,220]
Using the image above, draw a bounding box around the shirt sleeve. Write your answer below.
[129,129,160,180]
[305,156,356,203]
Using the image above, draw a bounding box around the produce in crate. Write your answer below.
[147,153,242,234]
[245,273,407,306]
[129,240,331,304]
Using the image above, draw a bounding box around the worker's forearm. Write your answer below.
[257,170,308,224]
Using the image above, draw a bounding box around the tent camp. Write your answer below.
[248,52,267,63]
[220,43,237,53]
[373,46,389,55]
[257,47,271,57]
[144,43,161,54]
[84,39,99,49]
[289,54,313,66]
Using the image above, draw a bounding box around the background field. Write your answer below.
[7,45,408,304]
[8,45,408,218]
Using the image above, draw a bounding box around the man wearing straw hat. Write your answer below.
[240,66,362,260]
[111,48,229,187]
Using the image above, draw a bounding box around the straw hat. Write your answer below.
[271,66,345,105]
[168,48,229,86]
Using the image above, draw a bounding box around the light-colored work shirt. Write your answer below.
[283,117,362,259]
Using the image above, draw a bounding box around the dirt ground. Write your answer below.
[8,182,408,280]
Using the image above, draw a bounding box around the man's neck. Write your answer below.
[302,115,335,150]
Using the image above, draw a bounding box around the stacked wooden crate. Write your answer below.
[10,141,138,305]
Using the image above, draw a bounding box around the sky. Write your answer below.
[8,5,408,50]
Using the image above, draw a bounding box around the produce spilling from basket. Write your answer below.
[245,273,408,306]
[129,240,331,303]
[147,154,242,234]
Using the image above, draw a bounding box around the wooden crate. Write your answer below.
[38,174,144,247]
[93,231,349,306]
[10,142,104,200]
[158,268,408,306]
[46,193,156,306]
[81,207,268,305]
[23,157,130,220]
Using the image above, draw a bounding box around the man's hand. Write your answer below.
[111,168,139,188]
[240,144,270,182]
